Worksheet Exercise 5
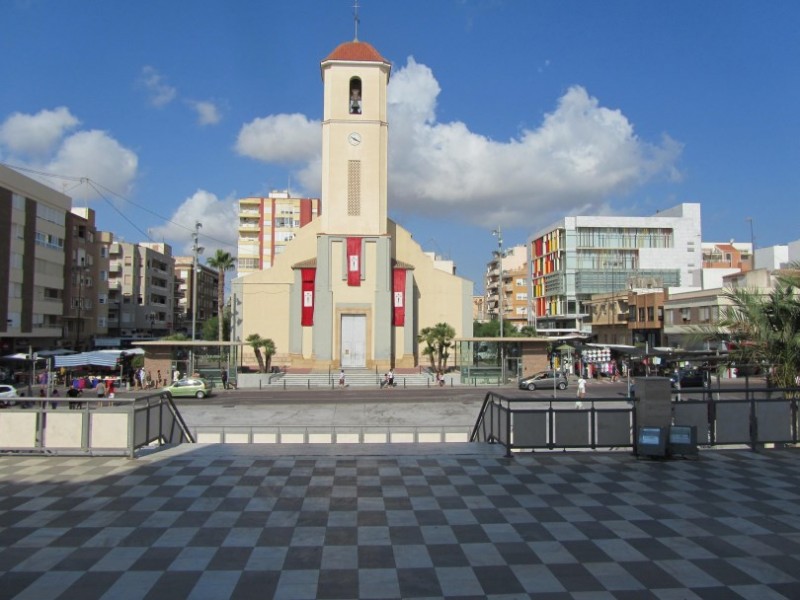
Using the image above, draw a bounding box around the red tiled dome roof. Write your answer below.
[323,41,389,64]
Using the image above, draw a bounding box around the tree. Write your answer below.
[246,333,277,373]
[201,314,230,342]
[418,322,456,372]
[714,266,800,388]
[206,249,236,343]
[475,318,519,338]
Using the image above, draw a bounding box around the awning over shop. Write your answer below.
[54,350,140,368]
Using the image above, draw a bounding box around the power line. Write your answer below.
[1,160,237,252]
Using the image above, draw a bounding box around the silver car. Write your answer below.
[519,370,568,391]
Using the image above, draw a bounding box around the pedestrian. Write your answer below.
[338,369,346,388]
[437,371,445,387]
[67,385,81,409]
[576,376,586,409]
[96,380,106,399]
[50,388,59,410]
[221,369,229,390]
[380,373,389,389]
[387,369,394,388]
[173,368,180,383]
[156,369,163,387]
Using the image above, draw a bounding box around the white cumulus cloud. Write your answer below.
[235,113,320,164]
[0,108,139,200]
[0,107,80,156]
[48,130,138,198]
[188,100,222,126]
[148,190,239,256]
[139,66,177,108]
[232,57,682,228]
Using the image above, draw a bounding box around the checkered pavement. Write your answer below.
[0,445,799,599]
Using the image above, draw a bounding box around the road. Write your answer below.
[168,377,759,430]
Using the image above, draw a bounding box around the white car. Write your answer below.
[0,384,20,406]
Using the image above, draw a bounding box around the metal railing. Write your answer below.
[471,387,800,457]
[0,392,194,458]
[191,425,471,445]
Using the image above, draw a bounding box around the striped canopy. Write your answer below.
[54,351,125,368]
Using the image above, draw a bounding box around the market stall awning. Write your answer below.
[54,351,125,368]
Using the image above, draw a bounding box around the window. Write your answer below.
[680,307,691,322]
[647,307,654,321]
[349,77,362,114]
[37,203,65,225]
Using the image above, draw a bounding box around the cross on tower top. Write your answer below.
[353,0,360,41]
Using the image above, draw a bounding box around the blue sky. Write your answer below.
[1,0,798,291]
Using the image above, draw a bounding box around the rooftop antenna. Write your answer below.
[353,0,360,41]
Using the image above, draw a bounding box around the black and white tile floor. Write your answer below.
[0,444,798,599]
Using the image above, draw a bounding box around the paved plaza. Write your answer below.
[1,442,799,599]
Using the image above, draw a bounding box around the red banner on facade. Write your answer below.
[301,268,315,326]
[347,238,361,286]
[393,268,406,326]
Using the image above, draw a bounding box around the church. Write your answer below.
[232,35,473,371]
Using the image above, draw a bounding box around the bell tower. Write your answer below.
[319,40,391,235]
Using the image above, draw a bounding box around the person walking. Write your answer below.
[576,376,586,409]
[221,369,229,390]
[338,369,346,388]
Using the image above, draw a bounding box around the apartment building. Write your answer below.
[0,164,71,352]
[485,244,527,330]
[528,203,702,334]
[104,241,175,338]
[65,207,108,349]
[174,257,218,337]
[236,191,321,277]
[507,264,529,329]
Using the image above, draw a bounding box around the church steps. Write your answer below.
[267,369,434,388]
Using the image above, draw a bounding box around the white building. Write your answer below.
[528,203,702,333]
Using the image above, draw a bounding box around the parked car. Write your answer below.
[519,370,568,391]
[671,369,707,389]
[163,378,213,399]
[0,384,20,407]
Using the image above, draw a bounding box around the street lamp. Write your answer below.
[492,227,505,384]
[190,221,203,375]
[746,217,756,269]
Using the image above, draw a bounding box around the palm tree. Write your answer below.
[246,334,265,373]
[245,333,277,373]
[714,265,800,388]
[260,338,276,373]
[418,322,456,372]
[206,250,236,343]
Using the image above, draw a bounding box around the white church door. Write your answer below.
[340,314,366,368]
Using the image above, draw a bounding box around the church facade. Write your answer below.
[232,39,472,371]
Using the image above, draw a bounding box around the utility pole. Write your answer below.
[746,217,756,270]
[492,227,505,384]
[190,221,203,375]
